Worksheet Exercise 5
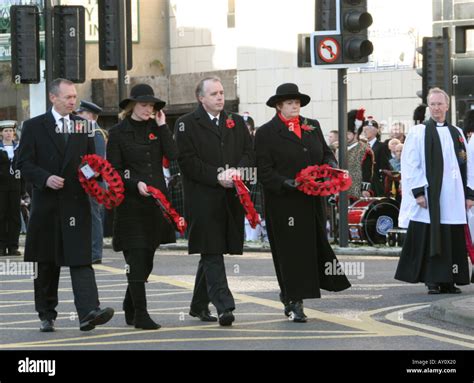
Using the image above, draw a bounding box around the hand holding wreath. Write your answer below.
[78,154,125,209]
[295,164,352,197]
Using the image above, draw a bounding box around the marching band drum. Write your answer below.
[347,197,400,246]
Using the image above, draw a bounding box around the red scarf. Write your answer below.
[278,112,301,139]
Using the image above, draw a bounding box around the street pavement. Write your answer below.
[1,247,473,351]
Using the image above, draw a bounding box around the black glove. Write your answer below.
[283,179,298,190]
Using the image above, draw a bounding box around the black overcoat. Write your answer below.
[371,140,391,196]
[255,114,351,300]
[106,118,178,252]
[175,105,254,255]
[16,112,95,266]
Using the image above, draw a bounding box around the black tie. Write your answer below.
[61,118,69,144]
[212,118,219,127]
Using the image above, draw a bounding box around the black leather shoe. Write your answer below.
[40,319,55,332]
[134,311,161,330]
[428,286,441,295]
[427,287,441,294]
[7,247,22,256]
[427,284,441,295]
[92,259,102,265]
[288,301,307,323]
[189,309,218,322]
[440,284,462,294]
[218,310,235,326]
[80,307,114,331]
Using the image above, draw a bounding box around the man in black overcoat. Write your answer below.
[175,76,254,326]
[362,119,390,196]
[16,78,114,332]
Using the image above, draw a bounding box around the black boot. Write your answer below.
[7,247,21,256]
[129,282,161,330]
[123,286,135,326]
[279,292,291,317]
[288,300,307,323]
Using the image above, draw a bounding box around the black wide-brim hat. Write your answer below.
[266,83,311,108]
[119,83,166,110]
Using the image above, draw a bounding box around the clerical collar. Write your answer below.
[436,121,447,127]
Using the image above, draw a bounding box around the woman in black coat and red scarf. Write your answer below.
[107,84,178,330]
[255,83,351,322]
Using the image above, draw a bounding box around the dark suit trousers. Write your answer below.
[190,254,235,315]
[34,263,100,322]
[0,189,21,249]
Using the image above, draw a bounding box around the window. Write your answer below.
[467,29,474,53]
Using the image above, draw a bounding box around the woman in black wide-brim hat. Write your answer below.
[255,83,351,322]
[107,84,178,330]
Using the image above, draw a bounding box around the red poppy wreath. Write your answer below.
[295,164,352,197]
[78,154,125,209]
[233,176,261,229]
[147,186,187,235]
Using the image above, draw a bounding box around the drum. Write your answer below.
[348,198,400,245]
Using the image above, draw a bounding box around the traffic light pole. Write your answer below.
[338,68,349,247]
[117,0,128,103]
[44,0,54,109]
[443,27,452,125]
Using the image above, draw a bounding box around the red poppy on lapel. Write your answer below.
[301,118,316,132]
[226,115,236,129]
[149,133,158,141]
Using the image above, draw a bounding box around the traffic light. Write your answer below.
[308,0,373,67]
[98,0,133,71]
[340,0,373,64]
[53,6,86,83]
[316,0,338,31]
[10,5,40,84]
[310,0,343,66]
[416,37,451,104]
[297,34,311,67]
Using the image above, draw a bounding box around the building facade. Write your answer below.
[3,0,473,136]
